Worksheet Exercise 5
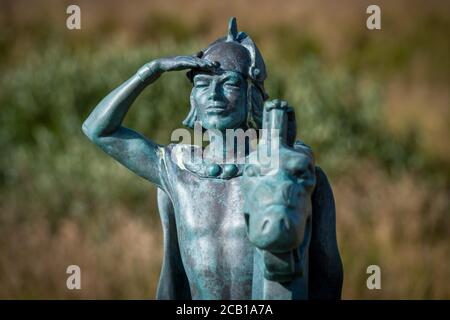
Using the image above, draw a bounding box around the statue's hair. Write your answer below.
[182,82,266,130]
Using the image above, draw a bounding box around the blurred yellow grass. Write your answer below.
[0,212,163,299]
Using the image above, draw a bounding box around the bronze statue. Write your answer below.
[82,17,343,299]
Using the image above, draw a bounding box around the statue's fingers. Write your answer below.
[286,106,297,147]
[261,101,290,146]
[191,51,203,58]
[269,108,289,144]
[189,57,217,71]
[280,100,289,109]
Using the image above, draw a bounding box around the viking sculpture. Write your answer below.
[82,17,343,299]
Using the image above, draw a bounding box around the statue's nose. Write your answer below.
[261,207,291,235]
[249,206,298,252]
[208,81,223,100]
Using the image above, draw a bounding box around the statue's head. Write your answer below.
[184,17,268,131]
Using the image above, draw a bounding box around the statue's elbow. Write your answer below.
[81,121,99,143]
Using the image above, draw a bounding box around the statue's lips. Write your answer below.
[206,103,229,114]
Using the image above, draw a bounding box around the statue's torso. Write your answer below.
[160,144,254,299]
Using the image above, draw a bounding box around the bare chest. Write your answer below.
[170,176,254,298]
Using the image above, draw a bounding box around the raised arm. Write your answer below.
[82,56,217,187]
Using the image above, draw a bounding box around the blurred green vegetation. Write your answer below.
[0,0,449,299]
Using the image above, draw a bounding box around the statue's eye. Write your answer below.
[287,157,308,175]
[195,82,209,88]
[292,170,303,179]
[292,169,310,182]
[224,81,240,88]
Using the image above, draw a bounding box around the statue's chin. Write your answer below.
[261,250,303,282]
[201,115,244,131]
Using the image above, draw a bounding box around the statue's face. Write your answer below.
[191,71,248,131]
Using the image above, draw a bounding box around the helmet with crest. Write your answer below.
[183,17,268,130]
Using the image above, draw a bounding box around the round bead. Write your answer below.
[244,164,260,177]
[222,164,239,178]
[207,164,222,177]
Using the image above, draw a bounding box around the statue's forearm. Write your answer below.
[82,61,161,139]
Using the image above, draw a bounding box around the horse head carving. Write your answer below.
[242,99,316,298]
